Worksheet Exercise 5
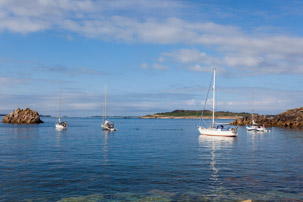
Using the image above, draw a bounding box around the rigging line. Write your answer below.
[199,71,214,126]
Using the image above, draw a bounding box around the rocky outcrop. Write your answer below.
[2,108,44,124]
[230,107,303,128]
[229,114,268,126]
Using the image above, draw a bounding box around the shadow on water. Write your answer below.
[1,124,40,140]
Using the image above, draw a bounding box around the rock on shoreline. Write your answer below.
[230,107,303,128]
[2,108,44,124]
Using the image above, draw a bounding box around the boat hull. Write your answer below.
[55,124,66,130]
[246,125,269,132]
[198,126,238,137]
[102,127,118,131]
[246,126,257,131]
[101,124,117,131]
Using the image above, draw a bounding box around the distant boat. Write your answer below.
[55,89,67,130]
[246,95,269,132]
[101,84,117,131]
[198,69,238,137]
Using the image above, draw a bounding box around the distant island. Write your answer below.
[88,116,138,119]
[40,115,51,117]
[140,110,250,119]
[230,106,303,128]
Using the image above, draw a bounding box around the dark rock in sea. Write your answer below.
[230,106,303,128]
[1,108,44,124]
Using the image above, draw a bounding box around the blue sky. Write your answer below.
[0,0,303,116]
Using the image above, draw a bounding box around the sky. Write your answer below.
[0,0,303,116]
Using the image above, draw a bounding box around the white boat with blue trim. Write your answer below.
[198,69,238,137]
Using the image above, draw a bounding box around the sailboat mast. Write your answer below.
[104,83,107,120]
[58,89,61,122]
[212,69,216,128]
[252,93,255,124]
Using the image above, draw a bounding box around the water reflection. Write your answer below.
[247,130,267,151]
[55,128,67,148]
[247,130,267,136]
[199,135,236,148]
[101,130,113,165]
[103,130,108,164]
[4,125,39,140]
[55,128,67,135]
[198,135,237,197]
[210,140,219,186]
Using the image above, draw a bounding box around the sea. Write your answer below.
[0,117,303,201]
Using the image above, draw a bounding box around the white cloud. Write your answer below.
[1,0,303,75]
[69,102,101,110]
[0,84,302,116]
[153,63,169,70]
[0,76,29,86]
[218,87,303,114]
[164,49,207,63]
[140,63,148,69]
[157,57,165,63]
[152,40,303,74]
[188,64,212,72]
[224,56,262,67]
[184,98,196,106]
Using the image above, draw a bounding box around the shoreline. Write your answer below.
[140,116,240,120]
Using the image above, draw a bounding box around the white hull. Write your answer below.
[101,124,117,131]
[246,125,257,131]
[55,123,66,130]
[257,128,269,132]
[198,126,237,137]
[246,125,269,132]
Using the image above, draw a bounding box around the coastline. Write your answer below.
[140,115,240,120]
[230,106,303,128]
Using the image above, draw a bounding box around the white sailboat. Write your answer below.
[246,95,269,132]
[246,120,268,132]
[246,94,257,131]
[101,84,117,131]
[198,69,238,137]
[55,89,67,129]
[255,125,269,132]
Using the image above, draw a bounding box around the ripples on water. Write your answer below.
[0,117,303,201]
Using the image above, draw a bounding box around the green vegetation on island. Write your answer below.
[141,110,250,119]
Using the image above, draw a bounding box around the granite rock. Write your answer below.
[230,107,303,128]
[2,108,44,124]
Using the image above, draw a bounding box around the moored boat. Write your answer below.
[246,96,269,132]
[198,69,238,137]
[101,84,118,131]
[55,89,67,130]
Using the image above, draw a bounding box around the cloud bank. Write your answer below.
[1,0,303,75]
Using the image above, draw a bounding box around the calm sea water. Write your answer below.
[0,117,303,201]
